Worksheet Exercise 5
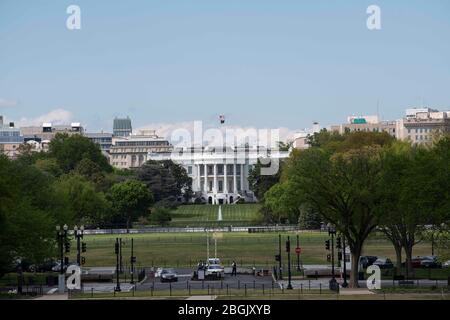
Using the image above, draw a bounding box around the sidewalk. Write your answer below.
[35,294,68,300]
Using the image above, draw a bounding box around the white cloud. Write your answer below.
[0,98,18,108]
[16,108,74,127]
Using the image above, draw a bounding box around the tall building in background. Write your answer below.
[396,107,450,145]
[113,117,132,137]
[0,116,23,159]
[85,132,113,154]
[330,115,397,138]
[109,129,172,168]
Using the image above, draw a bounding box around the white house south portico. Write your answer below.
[148,146,289,204]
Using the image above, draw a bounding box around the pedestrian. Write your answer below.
[232,261,237,276]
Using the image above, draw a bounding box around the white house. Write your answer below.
[148,146,290,204]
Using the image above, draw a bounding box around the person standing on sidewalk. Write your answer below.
[231,261,237,276]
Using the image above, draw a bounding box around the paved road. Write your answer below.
[139,268,274,291]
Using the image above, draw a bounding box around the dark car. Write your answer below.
[411,256,426,268]
[29,259,58,273]
[359,256,378,269]
[373,257,394,269]
[160,268,178,283]
[420,256,441,269]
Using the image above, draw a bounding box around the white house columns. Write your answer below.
[213,164,217,194]
[224,163,228,194]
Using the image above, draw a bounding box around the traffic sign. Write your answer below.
[295,247,301,254]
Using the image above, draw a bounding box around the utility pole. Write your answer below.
[342,235,348,288]
[115,238,121,292]
[286,236,293,290]
[130,238,135,284]
[278,234,283,280]
[328,224,337,291]
[206,230,210,261]
[119,238,123,273]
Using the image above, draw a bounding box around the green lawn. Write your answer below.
[64,231,443,274]
[168,204,261,227]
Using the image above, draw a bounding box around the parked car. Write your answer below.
[410,256,426,268]
[51,261,73,272]
[372,257,394,269]
[205,264,224,278]
[420,256,442,269]
[443,260,450,268]
[359,256,378,269]
[154,267,163,278]
[207,258,221,266]
[160,268,178,282]
[29,259,58,273]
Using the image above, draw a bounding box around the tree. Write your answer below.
[109,180,154,231]
[137,160,191,205]
[48,133,112,173]
[284,146,385,287]
[248,160,283,202]
[74,158,107,188]
[0,155,56,277]
[149,207,172,226]
[264,182,300,224]
[34,158,63,177]
[53,174,111,227]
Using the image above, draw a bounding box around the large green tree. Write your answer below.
[53,174,111,227]
[48,133,112,173]
[0,155,57,277]
[137,160,191,204]
[283,146,385,287]
[109,180,154,231]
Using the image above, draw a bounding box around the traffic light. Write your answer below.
[285,240,290,253]
[115,242,119,254]
[64,257,69,265]
[337,252,343,261]
[325,240,330,251]
[82,242,87,253]
[64,241,71,253]
[130,256,136,264]
[275,254,281,262]
[336,237,342,249]
[326,254,331,262]
[81,257,86,265]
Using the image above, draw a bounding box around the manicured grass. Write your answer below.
[65,231,440,271]
[169,204,261,227]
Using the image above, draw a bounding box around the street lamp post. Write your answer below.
[130,238,135,284]
[115,237,121,292]
[56,224,68,293]
[278,234,283,280]
[342,234,348,288]
[73,225,84,266]
[286,236,293,290]
[296,234,300,271]
[327,224,337,291]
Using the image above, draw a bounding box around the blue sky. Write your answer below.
[1,0,450,136]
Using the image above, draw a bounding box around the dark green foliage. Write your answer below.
[48,133,112,173]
